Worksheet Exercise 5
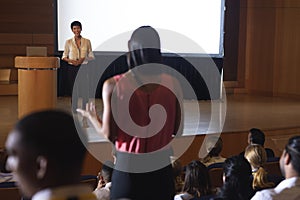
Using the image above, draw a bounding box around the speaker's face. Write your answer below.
[72,25,82,37]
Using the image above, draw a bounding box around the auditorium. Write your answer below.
[0,0,300,200]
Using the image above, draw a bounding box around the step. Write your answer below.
[0,81,18,95]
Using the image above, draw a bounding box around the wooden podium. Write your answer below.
[15,57,60,118]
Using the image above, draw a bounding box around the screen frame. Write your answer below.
[53,0,225,58]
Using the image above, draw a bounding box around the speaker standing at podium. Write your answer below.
[62,21,95,112]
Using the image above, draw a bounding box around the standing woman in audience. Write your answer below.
[62,21,94,111]
[244,144,275,191]
[77,26,183,200]
[174,160,215,200]
[214,156,254,200]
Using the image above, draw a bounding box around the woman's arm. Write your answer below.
[101,78,118,141]
[173,77,184,137]
[86,39,95,60]
[62,39,70,61]
[77,78,117,142]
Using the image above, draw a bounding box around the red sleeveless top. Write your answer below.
[113,73,178,153]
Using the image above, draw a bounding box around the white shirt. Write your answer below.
[32,184,97,200]
[174,192,194,200]
[62,37,94,65]
[93,182,111,200]
[251,177,300,200]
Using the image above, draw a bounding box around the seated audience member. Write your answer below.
[5,110,97,200]
[0,148,15,183]
[171,156,184,194]
[214,156,254,200]
[244,144,275,191]
[94,161,114,200]
[241,128,275,158]
[200,136,226,167]
[251,136,300,200]
[174,160,215,200]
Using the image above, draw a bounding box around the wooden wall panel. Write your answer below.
[273,7,300,96]
[0,34,33,44]
[0,56,15,68]
[0,45,27,55]
[240,0,300,97]
[32,34,54,45]
[245,7,276,95]
[0,0,54,33]
[236,1,247,89]
[0,33,55,68]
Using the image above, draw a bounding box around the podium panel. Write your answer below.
[15,57,60,118]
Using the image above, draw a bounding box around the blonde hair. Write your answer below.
[245,144,274,190]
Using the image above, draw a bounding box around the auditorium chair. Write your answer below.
[264,157,284,186]
[80,174,98,190]
[207,162,224,188]
[0,182,22,200]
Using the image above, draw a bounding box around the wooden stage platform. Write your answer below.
[1,94,300,172]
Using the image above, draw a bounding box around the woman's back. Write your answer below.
[113,72,179,153]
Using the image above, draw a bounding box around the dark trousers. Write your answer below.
[110,164,175,200]
[58,60,103,113]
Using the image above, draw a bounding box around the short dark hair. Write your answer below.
[71,21,82,30]
[285,136,300,175]
[208,137,223,157]
[101,161,114,182]
[14,110,87,172]
[249,128,265,146]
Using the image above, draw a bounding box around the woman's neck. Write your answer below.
[75,35,82,40]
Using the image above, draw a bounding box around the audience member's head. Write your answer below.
[182,160,213,198]
[0,148,10,173]
[248,128,265,146]
[206,136,223,157]
[245,144,267,170]
[245,144,274,190]
[201,136,225,166]
[280,136,300,178]
[98,161,114,186]
[219,155,253,200]
[171,156,184,193]
[5,110,87,198]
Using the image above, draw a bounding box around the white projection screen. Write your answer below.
[56,0,225,57]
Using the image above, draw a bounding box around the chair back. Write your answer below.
[264,159,284,186]
[80,175,98,190]
[0,185,22,200]
[208,167,223,188]
[264,160,281,177]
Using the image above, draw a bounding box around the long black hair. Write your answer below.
[218,156,254,200]
[127,26,162,70]
[182,160,213,197]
